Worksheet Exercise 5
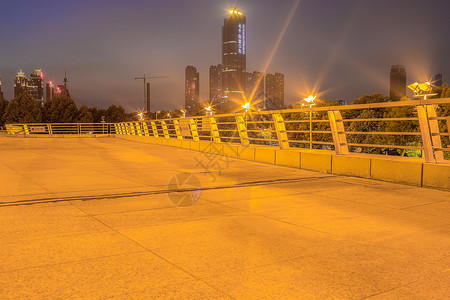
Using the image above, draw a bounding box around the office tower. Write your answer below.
[46,81,55,102]
[0,77,4,100]
[390,65,406,101]
[265,73,284,109]
[185,65,200,112]
[55,71,70,97]
[28,69,44,105]
[14,70,28,97]
[222,7,246,111]
[245,71,264,108]
[434,73,442,87]
[209,64,222,109]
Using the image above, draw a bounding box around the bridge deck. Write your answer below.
[0,137,449,299]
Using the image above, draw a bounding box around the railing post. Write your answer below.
[78,124,81,135]
[173,120,183,140]
[48,124,53,137]
[235,115,249,146]
[188,119,200,141]
[209,117,221,143]
[328,110,349,155]
[142,122,150,136]
[272,114,289,149]
[23,124,29,135]
[151,121,159,137]
[161,121,170,138]
[425,105,444,162]
[130,123,136,135]
[136,122,142,136]
[417,105,435,163]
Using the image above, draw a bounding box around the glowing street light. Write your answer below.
[241,102,251,113]
[205,105,213,116]
[137,112,144,121]
[180,109,186,118]
[303,95,317,149]
[407,81,436,99]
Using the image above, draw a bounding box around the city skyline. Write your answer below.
[0,0,449,112]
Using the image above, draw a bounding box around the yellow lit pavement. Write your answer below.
[1,137,449,299]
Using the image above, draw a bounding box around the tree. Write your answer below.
[0,97,8,127]
[43,95,78,123]
[77,105,94,123]
[89,107,107,123]
[4,91,42,123]
[105,105,127,122]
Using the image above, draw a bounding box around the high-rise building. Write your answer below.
[185,65,200,112]
[28,69,44,105]
[245,71,264,107]
[390,65,406,101]
[14,70,28,98]
[209,64,223,109]
[222,7,246,111]
[265,73,284,109]
[434,73,442,87]
[0,77,4,101]
[46,81,55,102]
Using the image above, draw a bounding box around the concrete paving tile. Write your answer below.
[120,214,298,250]
[152,227,352,278]
[109,279,231,299]
[403,200,450,219]
[95,202,245,230]
[303,209,450,243]
[204,244,440,299]
[0,231,145,272]
[0,251,194,299]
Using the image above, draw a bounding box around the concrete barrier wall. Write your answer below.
[117,135,450,191]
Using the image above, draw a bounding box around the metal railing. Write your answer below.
[115,98,450,163]
[6,98,450,163]
[5,123,116,136]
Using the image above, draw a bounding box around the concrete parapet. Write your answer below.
[223,144,238,158]
[181,140,191,149]
[190,141,200,151]
[300,151,332,174]
[371,157,422,186]
[199,141,211,153]
[332,155,371,178]
[211,143,223,155]
[238,145,255,161]
[275,149,301,168]
[255,147,276,164]
[422,163,450,190]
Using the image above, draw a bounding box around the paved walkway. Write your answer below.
[0,136,449,299]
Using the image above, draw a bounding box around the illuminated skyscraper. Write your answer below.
[46,81,55,102]
[185,65,200,112]
[265,73,284,109]
[209,64,222,109]
[14,70,27,98]
[245,71,264,108]
[390,65,406,101]
[28,69,44,105]
[222,7,246,112]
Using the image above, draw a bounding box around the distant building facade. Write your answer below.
[265,73,284,109]
[46,81,55,102]
[245,71,264,107]
[185,65,200,112]
[434,73,442,87]
[14,70,28,98]
[390,65,406,101]
[222,7,246,111]
[209,64,222,109]
[28,69,44,105]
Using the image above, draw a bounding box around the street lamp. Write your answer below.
[241,102,251,123]
[303,95,316,149]
[205,105,213,116]
[137,112,144,121]
[156,111,161,119]
[180,109,186,118]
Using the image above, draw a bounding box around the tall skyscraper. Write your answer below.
[222,7,246,111]
[209,64,222,109]
[390,65,406,101]
[0,77,4,100]
[185,65,200,112]
[265,73,284,109]
[46,81,55,102]
[434,73,442,87]
[28,69,44,105]
[245,71,264,107]
[14,70,27,98]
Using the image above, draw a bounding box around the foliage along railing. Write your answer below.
[6,98,450,163]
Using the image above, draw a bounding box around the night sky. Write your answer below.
[1,0,449,112]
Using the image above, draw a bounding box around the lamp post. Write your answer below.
[303,95,316,149]
[205,105,213,116]
[241,102,251,123]
[156,111,161,119]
